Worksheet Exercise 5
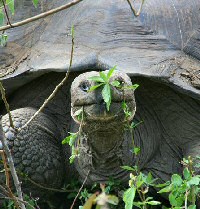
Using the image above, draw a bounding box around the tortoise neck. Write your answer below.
[74,121,135,184]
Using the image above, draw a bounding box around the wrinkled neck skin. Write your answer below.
[71,120,135,184]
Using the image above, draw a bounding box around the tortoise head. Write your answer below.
[71,70,136,125]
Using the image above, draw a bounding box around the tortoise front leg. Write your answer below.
[1,107,65,197]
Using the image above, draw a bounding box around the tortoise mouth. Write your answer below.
[71,100,135,123]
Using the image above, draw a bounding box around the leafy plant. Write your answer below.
[62,107,84,163]
[122,166,162,209]
[88,67,139,111]
[158,156,200,209]
[88,66,117,111]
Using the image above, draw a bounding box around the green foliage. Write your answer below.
[3,194,38,209]
[158,156,200,208]
[62,132,79,163]
[32,0,39,8]
[88,66,117,111]
[122,166,161,209]
[123,187,136,209]
[0,34,8,46]
[88,67,139,111]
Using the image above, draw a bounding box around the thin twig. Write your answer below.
[0,123,26,209]
[70,170,90,209]
[1,0,12,26]
[0,0,83,32]
[0,150,10,187]
[126,0,145,17]
[5,185,21,209]
[0,82,15,129]
[18,26,75,131]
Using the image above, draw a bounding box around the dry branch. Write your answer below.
[0,82,14,129]
[0,150,10,187]
[0,123,26,209]
[0,0,83,32]
[70,170,90,209]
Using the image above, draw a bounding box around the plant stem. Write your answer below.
[70,170,90,209]
[0,81,14,129]
[185,190,188,209]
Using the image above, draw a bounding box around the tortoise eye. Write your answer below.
[115,78,125,87]
[79,81,90,92]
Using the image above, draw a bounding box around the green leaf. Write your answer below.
[183,158,189,164]
[183,167,191,180]
[146,173,153,184]
[136,181,144,189]
[146,201,161,205]
[188,205,196,209]
[132,201,142,208]
[121,166,137,171]
[69,134,77,146]
[74,108,83,117]
[107,66,116,79]
[62,133,77,145]
[88,83,103,92]
[111,80,120,87]
[107,195,119,205]
[123,187,136,209]
[6,0,14,14]
[102,83,111,111]
[88,76,105,83]
[100,72,108,82]
[171,174,182,186]
[158,185,172,193]
[188,176,200,185]
[130,121,143,129]
[32,0,39,7]
[0,34,8,47]
[123,84,139,90]
[69,154,76,164]
[62,136,71,144]
[169,193,177,207]
[133,147,140,155]
[155,181,170,188]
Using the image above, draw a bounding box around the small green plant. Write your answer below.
[122,166,162,209]
[158,156,200,209]
[88,66,117,111]
[121,100,143,156]
[88,67,139,111]
[62,107,84,163]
